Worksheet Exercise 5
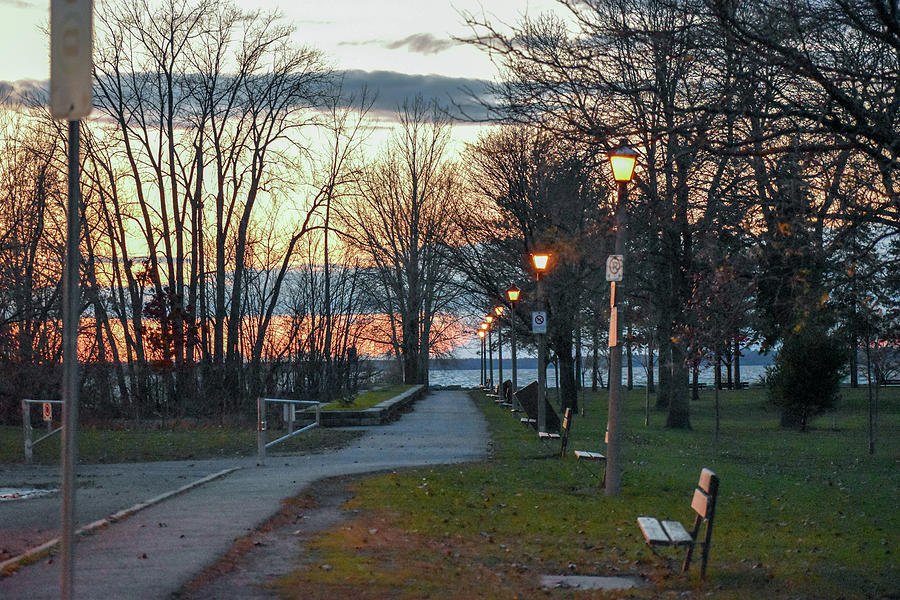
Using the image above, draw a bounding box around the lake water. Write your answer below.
[428,364,771,388]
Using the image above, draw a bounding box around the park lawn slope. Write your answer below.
[274,386,899,600]
[321,385,415,411]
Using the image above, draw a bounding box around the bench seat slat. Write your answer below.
[538,432,560,439]
[574,450,605,460]
[661,520,694,545]
[637,517,671,545]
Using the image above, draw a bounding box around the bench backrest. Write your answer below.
[690,468,719,520]
[559,408,572,457]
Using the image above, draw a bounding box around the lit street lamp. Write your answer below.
[532,252,550,433]
[606,142,638,497]
[506,284,521,406]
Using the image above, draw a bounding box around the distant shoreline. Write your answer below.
[429,350,773,370]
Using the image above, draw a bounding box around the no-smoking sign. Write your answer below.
[606,254,624,282]
[532,311,547,334]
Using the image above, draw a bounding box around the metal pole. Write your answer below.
[606,180,627,496]
[510,302,518,405]
[488,326,494,391]
[257,397,266,465]
[23,399,33,464]
[480,336,485,387]
[498,320,504,392]
[60,119,81,600]
[537,278,547,433]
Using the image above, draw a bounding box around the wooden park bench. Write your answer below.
[538,407,572,458]
[515,381,560,433]
[573,429,607,485]
[637,468,720,579]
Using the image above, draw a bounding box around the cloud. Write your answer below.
[0,79,47,106]
[0,0,35,7]
[0,71,496,124]
[335,70,493,122]
[339,33,461,56]
[384,33,460,55]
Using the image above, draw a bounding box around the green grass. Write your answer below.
[321,385,415,411]
[0,424,362,464]
[276,385,900,600]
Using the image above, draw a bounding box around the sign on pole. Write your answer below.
[51,0,93,120]
[43,402,52,422]
[606,255,624,282]
[532,311,547,334]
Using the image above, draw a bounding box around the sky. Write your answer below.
[0,0,561,122]
[0,0,563,359]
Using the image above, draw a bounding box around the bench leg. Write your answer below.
[681,515,702,575]
[699,517,715,579]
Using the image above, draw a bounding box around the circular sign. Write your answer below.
[534,314,545,325]
[606,255,624,281]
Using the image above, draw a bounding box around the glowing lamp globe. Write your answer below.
[609,144,638,183]
[532,253,550,272]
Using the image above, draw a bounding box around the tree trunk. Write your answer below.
[657,333,672,408]
[591,323,599,391]
[665,343,692,429]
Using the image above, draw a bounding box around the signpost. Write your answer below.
[43,402,52,423]
[51,1,92,596]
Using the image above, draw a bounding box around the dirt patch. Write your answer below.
[173,474,360,600]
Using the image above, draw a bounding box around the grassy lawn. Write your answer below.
[275,385,899,599]
[321,385,416,411]
[0,424,362,464]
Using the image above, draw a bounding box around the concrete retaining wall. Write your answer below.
[318,384,426,427]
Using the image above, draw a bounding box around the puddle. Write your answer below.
[540,574,646,591]
[0,488,58,502]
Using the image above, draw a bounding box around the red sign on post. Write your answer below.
[43,402,52,422]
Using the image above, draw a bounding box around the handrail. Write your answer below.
[256,397,321,465]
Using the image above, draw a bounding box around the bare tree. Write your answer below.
[338,97,463,385]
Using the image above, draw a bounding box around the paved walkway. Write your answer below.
[0,390,489,599]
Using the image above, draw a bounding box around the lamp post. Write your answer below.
[506,284,520,404]
[478,329,486,387]
[495,306,505,394]
[606,142,638,497]
[532,252,550,433]
[480,322,489,388]
[486,315,495,391]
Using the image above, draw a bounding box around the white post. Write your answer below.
[23,400,33,464]
[257,397,266,465]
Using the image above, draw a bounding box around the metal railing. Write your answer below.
[256,397,321,465]
[22,399,64,464]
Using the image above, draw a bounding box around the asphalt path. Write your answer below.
[0,389,489,599]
